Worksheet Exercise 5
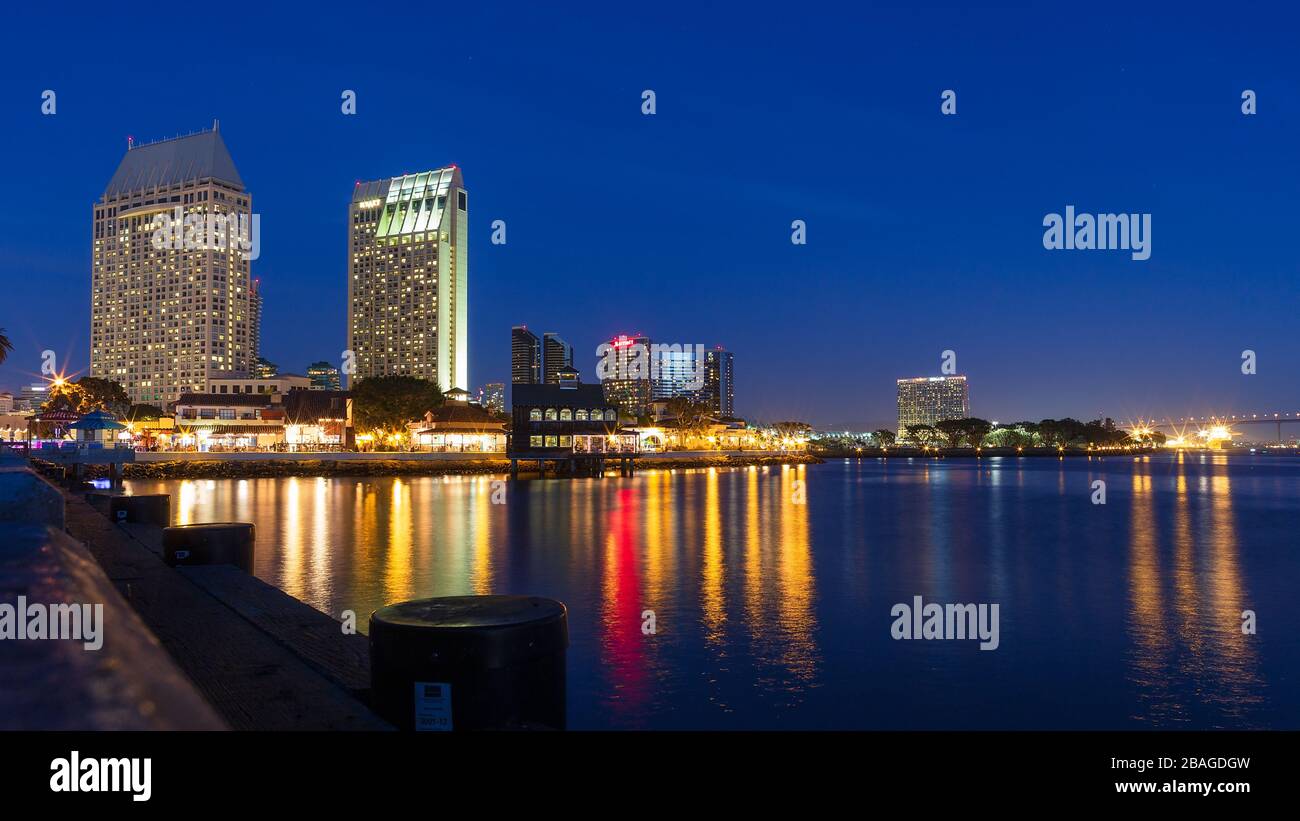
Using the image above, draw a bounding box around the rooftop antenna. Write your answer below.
[127,135,134,150]
[213,118,219,132]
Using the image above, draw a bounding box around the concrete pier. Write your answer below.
[0,463,223,730]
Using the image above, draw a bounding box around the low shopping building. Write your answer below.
[407,388,507,452]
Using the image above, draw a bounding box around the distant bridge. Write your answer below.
[1138,413,1300,443]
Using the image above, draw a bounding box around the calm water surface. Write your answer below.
[127,454,1300,729]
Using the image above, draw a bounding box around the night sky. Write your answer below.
[1,4,1297,429]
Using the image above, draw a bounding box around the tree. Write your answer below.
[42,380,87,413]
[1038,418,1086,448]
[987,424,1028,449]
[958,418,993,448]
[1081,417,1130,448]
[127,404,164,421]
[76,377,131,417]
[352,376,444,439]
[0,328,12,365]
[904,424,937,448]
[872,429,896,447]
[665,397,714,442]
[1017,421,1041,446]
[934,419,966,448]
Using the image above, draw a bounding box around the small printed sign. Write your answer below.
[414,682,453,731]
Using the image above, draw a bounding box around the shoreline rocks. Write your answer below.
[65,452,823,481]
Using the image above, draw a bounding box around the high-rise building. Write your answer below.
[308,360,341,391]
[19,384,48,410]
[897,376,970,437]
[704,347,734,416]
[512,326,541,384]
[254,357,278,379]
[249,277,262,366]
[477,382,505,415]
[600,333,653,417]
[348,167,468,392]
[542,333,573,384]
[649,344,710,404]
[91,125,258,405]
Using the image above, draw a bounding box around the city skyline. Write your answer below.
[2,7,1298,428]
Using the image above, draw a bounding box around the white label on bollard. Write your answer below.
[414,682,453,731]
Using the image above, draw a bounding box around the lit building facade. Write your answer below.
[478,382,505,415]
[510,366,635,457]
[308,360,341,391]
[206,372,311,394]
[897,375,970,436]
[543,332,573,384]
[348,167,468,392]
[91,126,258,405]
[249,277,262,369]
[599,334,653,418]
[512,326,541,384]
[650,344,703,402]
[704,347,734,416]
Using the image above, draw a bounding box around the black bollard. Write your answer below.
[369,595,568,732]
[162,522,255,573]
[109,494,170,526]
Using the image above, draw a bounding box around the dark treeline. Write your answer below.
[813,418,1163,452]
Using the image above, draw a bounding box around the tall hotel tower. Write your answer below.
[348,167,468,392]
[91,125,257,405]
[896,375,970,436]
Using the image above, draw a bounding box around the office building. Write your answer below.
[19,384,47,411]
[542,333,573,384]
[91,124,258,405]
[512,326,541,384]
[599,333,653,418]
[478,382,505,415]
[249,277,262,367]
[649,343,711,404]
[348,167,468,392]
[206,372,311,395]
[897,375,970,436]
[308,360,341,391]
[704,347,734,416]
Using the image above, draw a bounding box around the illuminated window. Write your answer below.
[559,435,572,448]
[530,435,542,447]
[529,408,542,421]
[545,435,558,447]
[575,409,588,421]
[559,408,572,421]
[545,408,557,421]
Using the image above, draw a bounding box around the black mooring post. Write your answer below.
[369,595,568,731]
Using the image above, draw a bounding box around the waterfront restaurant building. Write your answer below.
[510,366,637,457]
[169,389,352,450]
[408,388,507,452]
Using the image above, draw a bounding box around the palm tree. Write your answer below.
[0,328,12,365]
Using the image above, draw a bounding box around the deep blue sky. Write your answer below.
[1,4,1297,428]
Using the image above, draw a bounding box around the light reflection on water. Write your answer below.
[127,454,1299,729]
